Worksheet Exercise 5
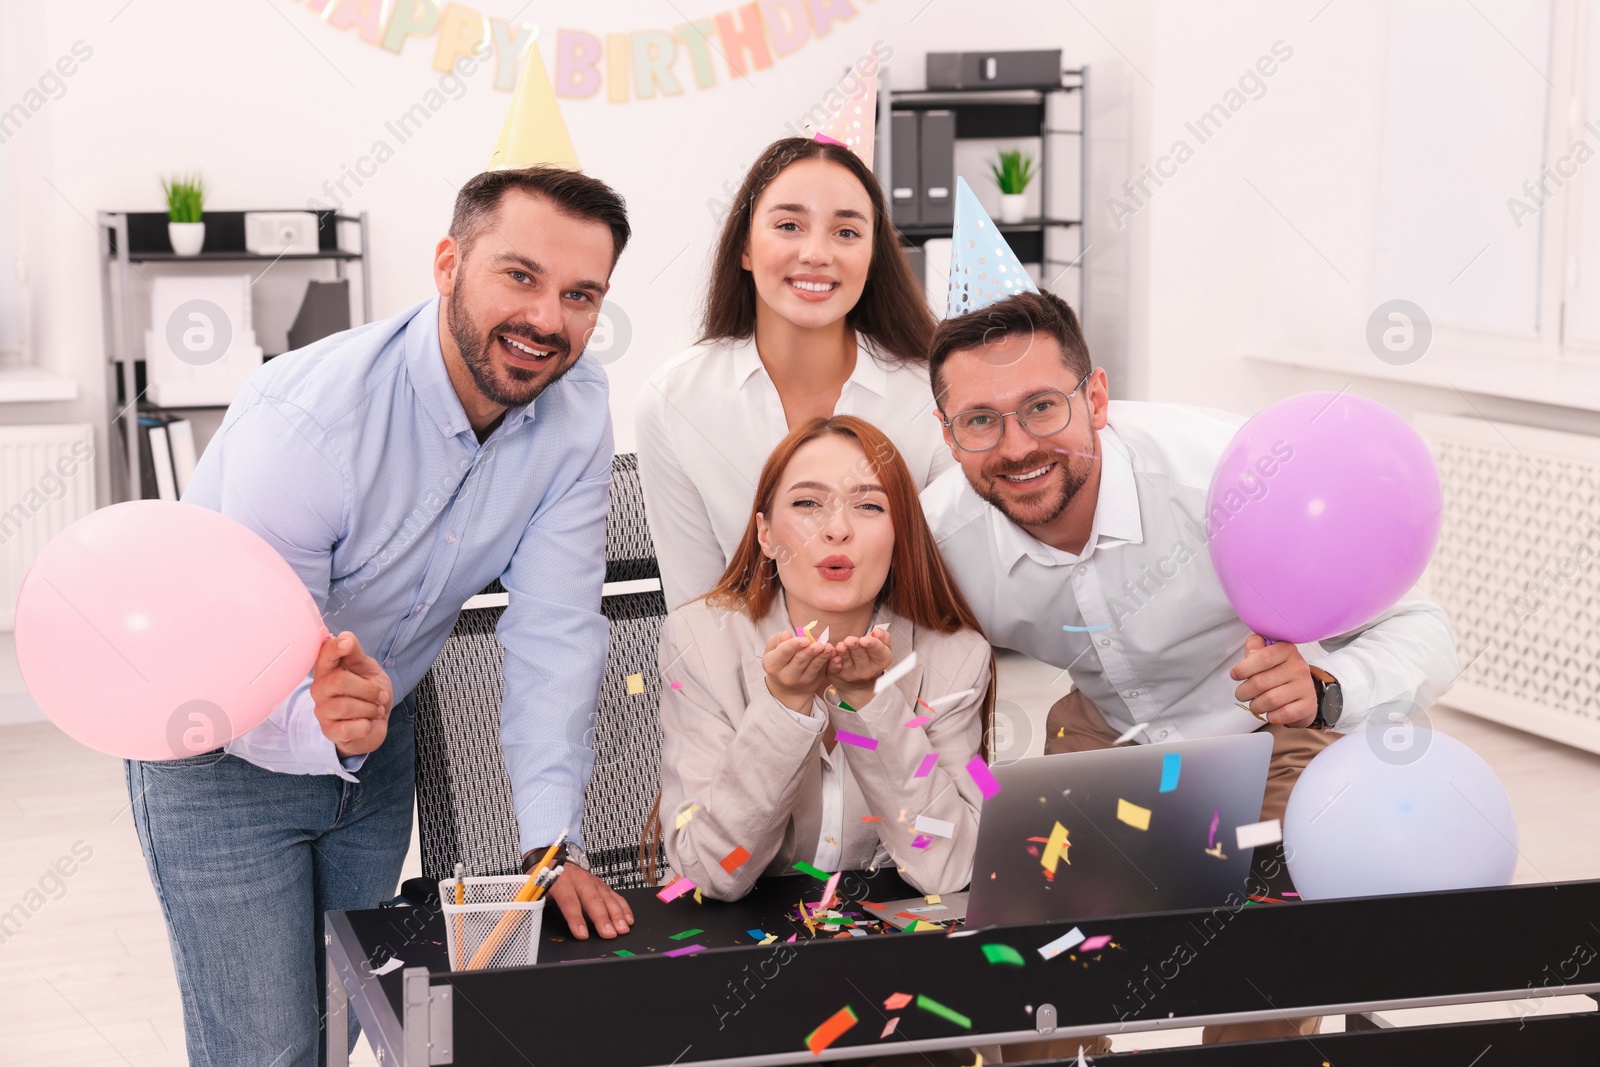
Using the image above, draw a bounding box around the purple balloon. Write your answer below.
[1207,392,1442,643]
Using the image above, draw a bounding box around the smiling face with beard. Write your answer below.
[935,330,1110,549]
[435,190,615,417]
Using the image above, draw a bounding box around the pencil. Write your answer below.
[465,830,568,970]
[451,862,466,970]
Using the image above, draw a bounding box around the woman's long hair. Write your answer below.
[699,137,935,365]
[640,416,996,883]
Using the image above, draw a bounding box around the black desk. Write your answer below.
[326,873,1600,1066]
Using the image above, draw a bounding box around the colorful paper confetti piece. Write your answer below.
[817,626,830,645]
[669,680,684,690]
[1037,926,1085,960]
[914,814,955,838]
[981,943,1026,966]
[1041,820,1070,873]
[1061,623,1110,632]
[861,815,884,822]
[836,730,878,750]
[819,871,842,910]
[747,928,768,941]
[884,992,912,1010]
[880,1017,900,1039]
[805,1005,858,1055]
[669,928,704,940]
[656,878,696,902]
[926,689,975,712]
[838,699,856,712]
[874,651,919,694]
[1235,818,1283,850]
[1116,798,1152,831]
[720,845,751,873]
[625,673,645,695]
[905,714,932,728]
[613,949,636,956]
[913,753,939,778]
[793,860,830,881]
[1078,934,1112,952]
[1159,751,1181,793]
[916,994,972,1029]
[911,834,932,849]
[694,887,702,904]
[1114,722,1148,745]
[862,900,886,909]
[664,944,706,957]
[966,756,1002,799]
[674,805,700,830]
[1207,806,1220,848]
[925,894,941,904]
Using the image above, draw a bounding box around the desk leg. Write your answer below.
[327,937,350,1067]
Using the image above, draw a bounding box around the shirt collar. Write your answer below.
[407,296,535,441]
[989,424,1145,570]
[730,333,890,398]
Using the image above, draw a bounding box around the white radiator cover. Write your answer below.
[1417,413,1600,754]
[0,423,96,631]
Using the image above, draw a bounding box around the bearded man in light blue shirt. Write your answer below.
[126,167,635,1067]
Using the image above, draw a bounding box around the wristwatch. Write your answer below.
[1309,666,1342,730]
[522,842,590,874]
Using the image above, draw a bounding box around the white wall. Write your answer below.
[0,0,1151,505]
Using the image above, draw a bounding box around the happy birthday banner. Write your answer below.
[298,0,875,101]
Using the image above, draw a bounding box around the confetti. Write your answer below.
[1037,926,1085,960]
[925,894,942,904]
[369,956,404,976]
[669,680,684,690]
[1116,798,1152,831]
[694,888,702,904]
[805,1005,858,1055]
[905,714,932,728]
[966,757,1002,799]
[911,835,933,849]
[836,730,878,750]
[625,673,645,695]
[914,814,955,838]
[1041,821,1071,873]
[747,928,768,941]
[926,689,976,712]
[884,992,913,1010]
[664,944,706,957]
[875,651,919,694]
[674,805,701,830]
[1235,818,1283,850]
[861,815,884,822]
[1078,934,1112,952]
[1113,722,1147,745]
[1061,623,1110,632]
[862,901,887,909]
[656,878,696,902]
[720,846,751,873]
[1159,752,1181,793]
[818,871,842,910]
[981,943,1026,966]
[838,699,856,712]
[913,753,939,778]
[880,1017,900,1039]
[669,928,704,940]
[817,626,830,645]
[916,994,972,1029]
[793,861,830,881]
[800,620,818,640]
[613,949,635,957]
[1207,806,1220,849]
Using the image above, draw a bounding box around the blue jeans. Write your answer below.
[127,692,416,1067]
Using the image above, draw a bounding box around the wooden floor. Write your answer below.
[1,655,1596,1063]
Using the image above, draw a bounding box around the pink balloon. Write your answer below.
[1207,393,1442,644]
[15,501,327,760]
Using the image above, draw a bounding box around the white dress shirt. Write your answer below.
[921,401,1460,737]
[636,334,958,610]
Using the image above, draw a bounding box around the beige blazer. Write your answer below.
[656,595,992,900]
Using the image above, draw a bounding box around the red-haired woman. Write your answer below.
[637,137,954,610]
[644,416,993,902]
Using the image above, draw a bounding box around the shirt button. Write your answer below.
[385,658,394,667]
[445,532,457,543]
[1127,690,1140,698]
[1076,564,1087,575]
[1157,729,1169,739]
[1099,638,1111,647]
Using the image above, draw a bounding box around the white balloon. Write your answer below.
[1283,726,1518,900]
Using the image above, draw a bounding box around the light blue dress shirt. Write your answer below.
[184,296,613,855]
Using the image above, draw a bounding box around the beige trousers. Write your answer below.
[992,689,1334,1061]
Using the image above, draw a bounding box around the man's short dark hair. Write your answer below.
[929,289,1091,409]
[450,166,631,263]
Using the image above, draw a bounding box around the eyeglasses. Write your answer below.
[941,371,1093,453]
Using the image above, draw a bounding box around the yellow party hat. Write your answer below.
[488,36,580,171]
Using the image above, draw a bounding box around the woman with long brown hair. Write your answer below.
[642,416,993,902]
[636,136,955,610]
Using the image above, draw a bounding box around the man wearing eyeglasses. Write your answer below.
[919,289,1457,1053]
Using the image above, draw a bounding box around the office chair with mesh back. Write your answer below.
[412,453,668,890]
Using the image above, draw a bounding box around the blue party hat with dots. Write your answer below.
[945,177,1038,318]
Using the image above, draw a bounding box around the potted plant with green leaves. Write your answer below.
[989,149,1035,224]
[162,173,206,255]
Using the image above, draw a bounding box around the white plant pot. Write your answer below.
[999,193,1027,224]
[168,221,205,256]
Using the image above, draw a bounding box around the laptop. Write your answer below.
[964,733,1273,927]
